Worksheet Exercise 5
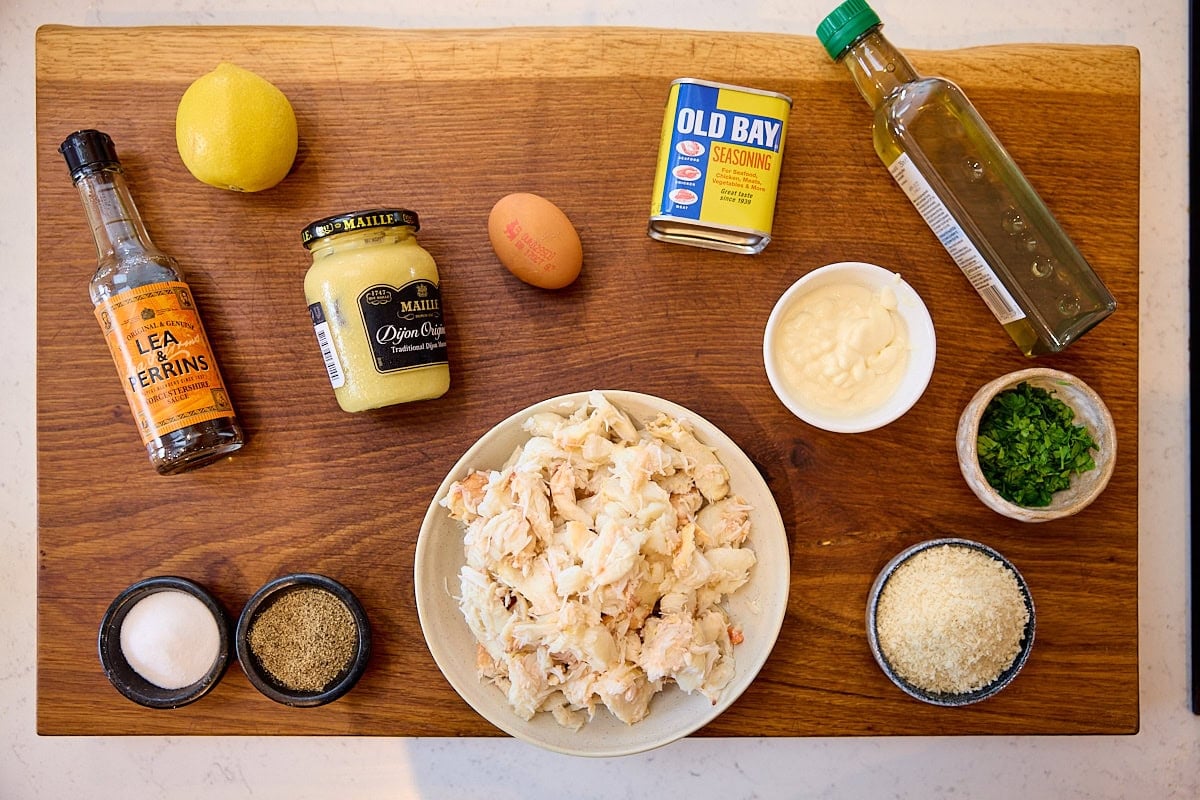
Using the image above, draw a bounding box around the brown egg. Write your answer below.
[487,193,583,289]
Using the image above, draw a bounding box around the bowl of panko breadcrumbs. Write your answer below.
[866,538,1035,706]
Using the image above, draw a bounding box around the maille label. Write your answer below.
[357,280,447,373]
[95,281,236,444]
[302,208,420,247]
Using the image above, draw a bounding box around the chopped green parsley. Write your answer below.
[976,381,1098,507]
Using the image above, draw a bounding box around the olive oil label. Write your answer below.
[95,280,235,444]
[888,152,1026,325]
[357,280,448,373]
[307,302,346,389]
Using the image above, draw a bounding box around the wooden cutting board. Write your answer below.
[35,25,1140,737]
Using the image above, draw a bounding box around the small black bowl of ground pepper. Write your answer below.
[235,573,370,707]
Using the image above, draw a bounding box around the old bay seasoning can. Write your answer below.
[649,78,792,254]
[302,208,450,413]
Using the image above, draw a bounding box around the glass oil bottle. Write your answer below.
[817,0,1116,356]
[60,129,244,474]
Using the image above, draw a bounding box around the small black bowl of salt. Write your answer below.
[235,573,371,707]
[98,576,231,709]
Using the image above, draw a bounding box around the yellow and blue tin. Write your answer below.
[649,78,792,254]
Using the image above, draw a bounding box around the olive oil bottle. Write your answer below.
[60,129,244,474]
[817,0,1116,356]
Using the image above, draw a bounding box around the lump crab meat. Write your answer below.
[441,392,756,728]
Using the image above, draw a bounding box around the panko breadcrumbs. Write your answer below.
[875,544,1028,695]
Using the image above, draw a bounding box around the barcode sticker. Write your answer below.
[308,302,345,389]
[888,153,1026,326]
[978,284,1019,321]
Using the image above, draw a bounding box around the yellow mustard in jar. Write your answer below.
[302,208,450,412]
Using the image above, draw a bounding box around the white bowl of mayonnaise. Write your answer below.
[763,261,936,433]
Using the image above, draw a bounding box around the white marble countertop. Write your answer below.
[2,0,1191,797]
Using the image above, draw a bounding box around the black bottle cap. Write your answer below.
[59,129,122,181]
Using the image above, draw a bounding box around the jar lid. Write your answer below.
[301,208,419,249]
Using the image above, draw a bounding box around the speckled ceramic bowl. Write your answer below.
[957,367,1116,522]
[763,261,936,433]
[866,538,1036,707]
[98,576,231,709]
[235,573,371,707]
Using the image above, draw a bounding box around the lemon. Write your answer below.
[176,62,298,192]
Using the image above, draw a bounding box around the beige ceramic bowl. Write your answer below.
[956,367,1116,522]
[415,390,790,757]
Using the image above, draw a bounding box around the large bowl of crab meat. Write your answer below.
[415,390,790,757]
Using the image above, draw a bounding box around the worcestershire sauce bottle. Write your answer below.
[60,129,244,474]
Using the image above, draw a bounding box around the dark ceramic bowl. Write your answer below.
[98,576,231,709]
[866,538,1036,707]
[235,573,371,707]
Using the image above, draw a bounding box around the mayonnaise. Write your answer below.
[775,282,908,415]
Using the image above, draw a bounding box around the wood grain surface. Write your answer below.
[35,25,1140,737]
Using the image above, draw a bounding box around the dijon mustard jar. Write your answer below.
[302,209,450,412]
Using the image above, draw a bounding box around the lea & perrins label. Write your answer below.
[95,281,236,444]
[649,78,791,254]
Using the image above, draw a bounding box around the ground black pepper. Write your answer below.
[248,587,357,692]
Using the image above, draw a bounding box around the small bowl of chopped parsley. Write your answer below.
[956,368,1116,522]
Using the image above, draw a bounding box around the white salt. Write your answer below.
[119,589,220,690]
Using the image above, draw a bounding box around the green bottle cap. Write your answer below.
[816,0,882,60]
